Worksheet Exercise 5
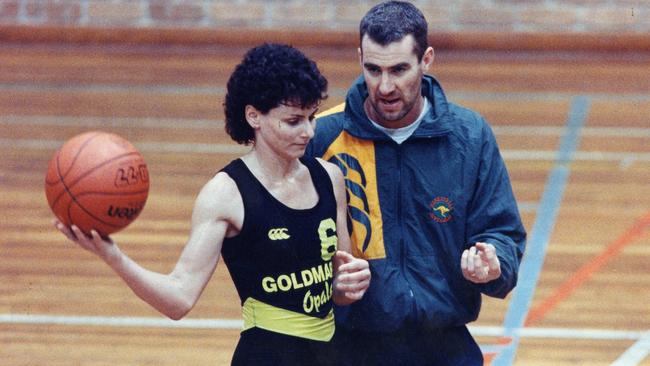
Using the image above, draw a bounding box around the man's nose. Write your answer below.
[379,73,395,95]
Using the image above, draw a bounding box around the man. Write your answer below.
[307,1,527,365]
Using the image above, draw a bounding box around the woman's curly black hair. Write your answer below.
[224,43,328,145]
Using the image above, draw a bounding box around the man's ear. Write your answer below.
[421,46,435,72]
[245,105,261,129]
[358,46,363,68]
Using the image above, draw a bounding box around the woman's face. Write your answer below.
[248,102,320,160]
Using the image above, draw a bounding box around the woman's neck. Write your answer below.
[242,148,302,184]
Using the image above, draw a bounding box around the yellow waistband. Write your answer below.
[242,297,334,342]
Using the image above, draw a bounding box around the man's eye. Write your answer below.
[366,66,380,74]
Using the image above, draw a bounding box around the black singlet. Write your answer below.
[220,156,338,343]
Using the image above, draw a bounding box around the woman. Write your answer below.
[54,43,371,366]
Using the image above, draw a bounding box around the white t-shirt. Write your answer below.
[368,98,432,144]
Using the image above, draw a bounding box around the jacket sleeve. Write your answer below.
[466,120,527,298]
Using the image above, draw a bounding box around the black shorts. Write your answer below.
[231,327,335,366]
[331,325,483,366]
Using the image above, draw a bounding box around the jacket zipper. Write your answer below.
[396,142,414,299]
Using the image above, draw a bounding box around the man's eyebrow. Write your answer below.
[362,62,411,70]
[389,62,411,70]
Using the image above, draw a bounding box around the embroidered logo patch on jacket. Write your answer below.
[429,196,454,223]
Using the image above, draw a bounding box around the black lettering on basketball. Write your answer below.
[107,205,142,220]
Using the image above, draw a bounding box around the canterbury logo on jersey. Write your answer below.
[323,130,386,260]
[268,228,290,240]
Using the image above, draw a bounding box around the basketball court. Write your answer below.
[1,39,649,365]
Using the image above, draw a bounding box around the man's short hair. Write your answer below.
[359,1,429,61]
[224,43,328,145]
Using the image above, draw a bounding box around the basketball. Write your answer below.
[45,131,150,236]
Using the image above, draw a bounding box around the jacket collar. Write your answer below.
[343,74,452,140]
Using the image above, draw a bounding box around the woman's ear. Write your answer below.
[245,105,261,129]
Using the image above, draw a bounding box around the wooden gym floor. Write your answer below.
[1,41,649,365]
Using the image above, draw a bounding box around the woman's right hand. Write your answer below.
[53,219,121,265]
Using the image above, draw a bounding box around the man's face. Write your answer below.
[359,34,433,128]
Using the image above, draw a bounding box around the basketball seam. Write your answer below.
[61,132,101,180]
[74,190,149,196]
[51,151,142,209]
[57,149,74,225]
[63,186,148,232]
[50,132,102,208]
[72,190,148,230]
[51,132,147,234]
[66,202,126,231]
[45,133,99,186]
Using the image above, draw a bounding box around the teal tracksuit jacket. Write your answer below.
[306,75,526,333]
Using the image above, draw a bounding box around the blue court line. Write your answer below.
[492,96,591,366]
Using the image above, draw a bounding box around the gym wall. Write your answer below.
[0,0,648,51]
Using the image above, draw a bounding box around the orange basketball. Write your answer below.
[45,131,150,236]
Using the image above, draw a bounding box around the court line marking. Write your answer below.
[450,91,650,103]
[612,331,650,366]
[2,138,648,163]
[3,115,650,138]
[0,83,348,98]
[2,82,650,102]
[0,313,242,329]
[501,150,650,162]
[0,83,227,95]
[0,313,645,340]
[493,96,590,366]
[1,115,224,128]
[492,126,650,138]
[525,210,650,326]
[0,138,249,155]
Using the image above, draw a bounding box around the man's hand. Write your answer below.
[461,242,501,283]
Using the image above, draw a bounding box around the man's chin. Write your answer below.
[367,100,407,125]
[377,111,407,124]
